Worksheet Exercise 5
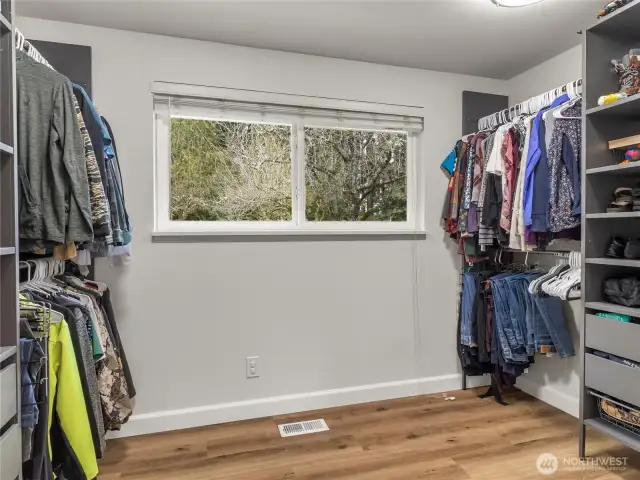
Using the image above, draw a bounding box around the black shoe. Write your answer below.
[606,236,627,258]
[625,239,640,260]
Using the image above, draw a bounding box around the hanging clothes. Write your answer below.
[16,50,132,258]
[445,141,466,234]
[102,116,133,253]
[63,276,134,430]
[20,262,136,480]
[509,116,534,251]
[47,319,99,480]
[500,128,519,233]
[16,52,93,246]
[523,94,569,232]
[478,133,496,248]
[441,88,581,255]
[548,100,582,232]
[27,291,107,459]
[458,260,576,403]
[74,97,112,242]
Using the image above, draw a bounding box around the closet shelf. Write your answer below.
[0,346,16,363]
[587,0,640,37]
[585,301,640,318]
[586,94,640,117]
[586,162,640,175]
[0,142,13,155]
[0,247,15,256]
[586,212,640,219]
[584,418,640,452]
[586,258,640,267]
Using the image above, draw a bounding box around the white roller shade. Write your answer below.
[152,82,424,133]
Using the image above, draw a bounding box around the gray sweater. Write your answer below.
[17,52,93,244]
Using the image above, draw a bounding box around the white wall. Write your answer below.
[18,17,507,436]
[508,45,582,105]
[507,45,583,417]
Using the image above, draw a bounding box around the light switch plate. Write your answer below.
[246,356,259,378]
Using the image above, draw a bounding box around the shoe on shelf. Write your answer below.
[625,239,640,260]
[607,201,632,212]
[606,236,627,258]
[615,187,633,203]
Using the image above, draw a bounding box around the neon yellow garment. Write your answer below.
[49,320,99,479]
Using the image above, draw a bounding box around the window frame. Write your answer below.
[153,83,425,235]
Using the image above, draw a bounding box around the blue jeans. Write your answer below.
[533,295,575,358]
[491,276,529,363]
[522,275,540,356]
[461,273,477,347]
[505,275,530,347]
[20,338,44,428]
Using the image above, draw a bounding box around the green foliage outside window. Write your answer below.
[170,118,407,222]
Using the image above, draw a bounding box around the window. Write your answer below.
[153,83,424,234]
[170,119,292,222]
[305,127,407,222]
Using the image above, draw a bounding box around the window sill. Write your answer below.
[152,230,427,243]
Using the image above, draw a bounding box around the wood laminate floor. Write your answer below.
[100,388,640,479]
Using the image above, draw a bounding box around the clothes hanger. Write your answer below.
[545,252,581,298]
[22,260,50,295]
[15,29,24,51]
[530,263,569,295]
[566,81,574,100]
[19,261,32,291]
[462,133,475,142]
[554,269,581,298]
[42,259,64,292]
[33,259,62,295]
[541,268,572,296]
[553,100,581,119]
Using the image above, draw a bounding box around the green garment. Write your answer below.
[49,320,99,479]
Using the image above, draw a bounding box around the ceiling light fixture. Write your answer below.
[491,0,547,7]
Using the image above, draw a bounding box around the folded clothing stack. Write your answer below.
[603,276,640,306]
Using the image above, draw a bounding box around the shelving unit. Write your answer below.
[585,95,640,117]
[586,162,640,175]
[584,301,640,317]
[581,0,640,458]
[586,212,640,219]
[585,258,640,267]
[0,0,20,478]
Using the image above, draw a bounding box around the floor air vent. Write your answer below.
[278,419,329,437]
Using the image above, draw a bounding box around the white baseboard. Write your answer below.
[516,376,579,417]
[109,373,489,438]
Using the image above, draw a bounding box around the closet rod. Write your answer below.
[500,249,572,258]
[477,78,582,131]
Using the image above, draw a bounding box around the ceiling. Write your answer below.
[18,0,601,79]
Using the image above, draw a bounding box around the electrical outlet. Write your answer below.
[246,356,259,378]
